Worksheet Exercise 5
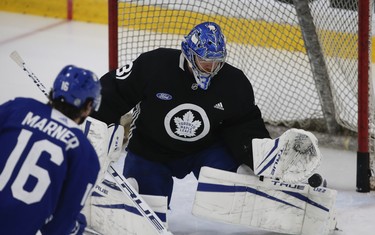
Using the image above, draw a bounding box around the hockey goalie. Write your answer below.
[79,115,336,235]
[77,21,337,235]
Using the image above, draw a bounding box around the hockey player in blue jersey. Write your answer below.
[0,65,101,235]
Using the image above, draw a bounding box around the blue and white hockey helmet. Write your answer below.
[52,65,102,111]
[181,22,227,90]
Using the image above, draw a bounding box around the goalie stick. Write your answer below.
[10,51,173,235]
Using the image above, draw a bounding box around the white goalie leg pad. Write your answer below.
[252,128,322,183]
[83,180,168,235]
[192,167,337,235]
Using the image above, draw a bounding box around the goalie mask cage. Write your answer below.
[108,0,374,190]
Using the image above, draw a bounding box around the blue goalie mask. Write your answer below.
[52,65,102,111]
[181,22,227,90]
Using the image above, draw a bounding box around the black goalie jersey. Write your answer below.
[91,48,270,166]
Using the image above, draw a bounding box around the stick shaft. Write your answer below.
[9,51,49,98]
[108,165,172,235]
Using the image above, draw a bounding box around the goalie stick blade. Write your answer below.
[107,164,173,235]
[9,51,25,67]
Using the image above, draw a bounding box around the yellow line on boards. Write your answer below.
[0,0,373,61]
[118,2,361,60]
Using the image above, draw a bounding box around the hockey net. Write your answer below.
[110,0,375,186]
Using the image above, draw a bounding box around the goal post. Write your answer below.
[108,0,118,70]
[108,0,374,190]
[357,0,371,192]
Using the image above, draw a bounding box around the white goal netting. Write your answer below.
[115,0,374,152]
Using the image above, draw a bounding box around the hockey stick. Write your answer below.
[10,51,173,235]
[107,164,173,235]
[9,51,49,98]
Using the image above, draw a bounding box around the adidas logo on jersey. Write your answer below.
[214,102,224,110]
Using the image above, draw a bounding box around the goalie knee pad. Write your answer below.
[126,177,139,192]
[252,128,321,183]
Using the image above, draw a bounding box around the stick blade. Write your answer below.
[9,51,25,67]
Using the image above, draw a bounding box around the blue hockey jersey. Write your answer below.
[0,97,100,235]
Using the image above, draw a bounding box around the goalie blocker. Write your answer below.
[193,167,337,235]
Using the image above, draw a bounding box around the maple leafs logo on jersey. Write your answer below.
[164,103,210,142]
[174,111,202,137]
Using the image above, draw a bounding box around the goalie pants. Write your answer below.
[123,143,239,206]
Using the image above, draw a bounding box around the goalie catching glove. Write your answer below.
[252,128,321,183]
